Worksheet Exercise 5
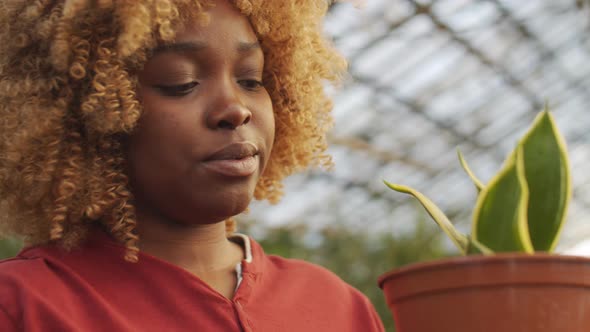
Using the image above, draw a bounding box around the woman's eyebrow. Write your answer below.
[151,41,260,55]
[237,41,261,53]
[152,42,207,55]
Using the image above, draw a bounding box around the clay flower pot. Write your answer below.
[378,253,590,332]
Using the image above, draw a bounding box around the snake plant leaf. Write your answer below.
[384,181,469,254]
[457,149,484,193]
[472,146,534,253]
[518,109,571,252]
[466,238,494,255]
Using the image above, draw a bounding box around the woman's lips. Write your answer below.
[202,142,260,177]
[202,155,259,177]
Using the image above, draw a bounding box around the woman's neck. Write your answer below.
[135,211,244,276]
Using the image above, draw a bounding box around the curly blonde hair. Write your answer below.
[0,0,346,261]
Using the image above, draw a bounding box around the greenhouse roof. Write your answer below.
[247,0,590,253]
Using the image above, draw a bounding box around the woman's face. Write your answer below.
[128,0,274,225]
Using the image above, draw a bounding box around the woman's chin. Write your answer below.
[186,193,253,224]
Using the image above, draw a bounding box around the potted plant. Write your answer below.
[378,107,590,332]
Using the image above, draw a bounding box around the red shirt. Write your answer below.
[0,229,384,331]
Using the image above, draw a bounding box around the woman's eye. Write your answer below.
[239,79,264,91]
[154,82,199,97]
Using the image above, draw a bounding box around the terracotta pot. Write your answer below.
[378,254,590,332]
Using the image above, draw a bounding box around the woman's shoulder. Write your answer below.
[0,249,55,284]
[0,249,61,326]
[264,254,372,301]
[248,238,385,331]
[249,237,369,299]
[265,253,345,283]
[0,241,109,306]
[0,247,67,301]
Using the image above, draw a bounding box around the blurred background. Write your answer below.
[2,1,590,331]
[244,0,590,329]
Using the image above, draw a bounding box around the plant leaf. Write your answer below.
[518,109,571,251]
[384,181,469,254]
[472,146,534,253]
[466,238,494,255]
[457,149,484,193]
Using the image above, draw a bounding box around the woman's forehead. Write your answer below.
[152,1,260,59]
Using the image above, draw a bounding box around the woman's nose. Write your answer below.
[206,86,252,130]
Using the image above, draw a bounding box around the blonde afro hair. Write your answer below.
[0,0,346,261]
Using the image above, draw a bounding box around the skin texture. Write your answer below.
[128,0,275,298]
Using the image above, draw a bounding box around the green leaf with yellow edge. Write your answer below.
[457,149,484,193]
[472,146,534,253]
[383,181,470,254]
[466,238,494,255]
[518,109,571,252]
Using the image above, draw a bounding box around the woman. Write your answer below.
[0,0,385,331]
